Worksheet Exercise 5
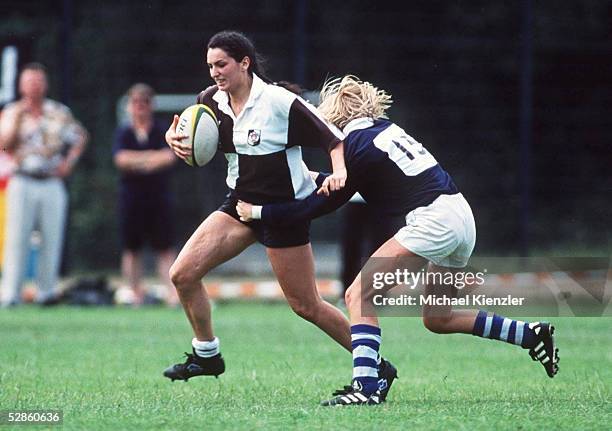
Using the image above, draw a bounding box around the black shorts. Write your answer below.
[119,195,174,252]
[218,192,310,248]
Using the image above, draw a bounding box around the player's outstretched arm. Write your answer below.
[236,179,355,226]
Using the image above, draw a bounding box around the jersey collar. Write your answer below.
[212,73,266,120]
[342,117,375,135]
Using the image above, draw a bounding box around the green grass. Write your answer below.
[1,303,610,430]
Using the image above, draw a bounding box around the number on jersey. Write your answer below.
[373,124,438,176]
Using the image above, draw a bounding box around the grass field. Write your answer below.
[1,303,610,430]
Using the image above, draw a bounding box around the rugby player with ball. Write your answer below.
[162,32,398,402]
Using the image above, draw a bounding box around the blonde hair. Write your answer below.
[318,75,392,129]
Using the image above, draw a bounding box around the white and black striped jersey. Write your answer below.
[260,117,459,224]
[197,74,343,204]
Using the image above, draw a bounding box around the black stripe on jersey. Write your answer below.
[197,86,235,153]
[287,98,341,153]
[235,151,295,204]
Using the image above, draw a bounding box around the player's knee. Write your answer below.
[168,263,184,286]
[345,281,368,309]
[422,315,451,334]
[169,261,200,289]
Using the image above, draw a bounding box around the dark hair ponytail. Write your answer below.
[207,31,272,83]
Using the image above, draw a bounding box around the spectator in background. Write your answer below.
[112,83,178,305]
[0,63,87,307]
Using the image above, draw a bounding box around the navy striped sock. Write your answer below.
[351,324,381,396]
[472,310,537,348]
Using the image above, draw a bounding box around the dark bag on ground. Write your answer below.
[42,276,114,306]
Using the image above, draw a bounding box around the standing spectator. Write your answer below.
[112,83,178,305]
[0,63,87,306]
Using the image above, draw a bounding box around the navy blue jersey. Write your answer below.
[260,118,458,225]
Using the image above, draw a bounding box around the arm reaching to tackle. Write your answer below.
[236,173,356,225]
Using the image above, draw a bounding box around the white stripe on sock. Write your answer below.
[483,315,493,338]
[514,321,524,345]
[192,337,219,358]
[353,345,378,360]
[353,366,379,378]
[500,318,512,341]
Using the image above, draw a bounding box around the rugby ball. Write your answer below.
[176,104,219,167]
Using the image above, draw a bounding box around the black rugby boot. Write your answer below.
[163,350,225,381]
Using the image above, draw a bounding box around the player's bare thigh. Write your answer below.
[266,244,319,305]
[422,262,457,318]
[365,241,459,320]
[170,211,256,284]
[355,237,428,298]
[344,237,427,323]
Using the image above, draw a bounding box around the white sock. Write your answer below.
[192,337,220,358]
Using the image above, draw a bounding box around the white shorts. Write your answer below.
[394,193,476,268]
